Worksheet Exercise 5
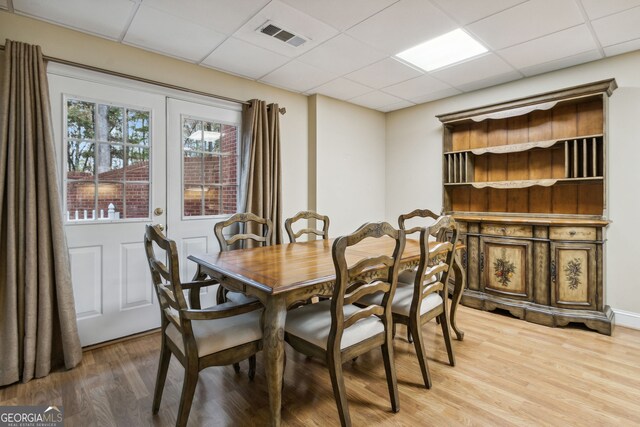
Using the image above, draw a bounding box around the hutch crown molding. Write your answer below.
[437,79,617,334]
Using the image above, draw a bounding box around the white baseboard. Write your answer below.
[612,308,640,330]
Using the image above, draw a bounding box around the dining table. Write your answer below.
[188,236,466,427]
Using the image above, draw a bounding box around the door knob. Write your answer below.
[154,207,164,216]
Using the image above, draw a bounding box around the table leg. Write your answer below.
[262,295,287,427]
[450,250,466,340]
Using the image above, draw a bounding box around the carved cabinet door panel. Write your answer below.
[550,242,597,310]
[480,237,533,301]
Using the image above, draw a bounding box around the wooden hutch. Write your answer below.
[437,79,616,335]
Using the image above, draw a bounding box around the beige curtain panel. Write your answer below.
[243,99,283,245]
[0,39,82,386]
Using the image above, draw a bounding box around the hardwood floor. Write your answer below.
[2,305,640,426]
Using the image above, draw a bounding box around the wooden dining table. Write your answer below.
[188,236,466,427]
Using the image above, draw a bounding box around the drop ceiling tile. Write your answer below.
[13,0,137,39]
[378,100,416,112]
[297,34,387,75]
[233,0,339,58]
[411,87,462,104]
[308,78,373,100]
[280,0,398,31]
[201,37,290,79]
[499,25,598,69]
[467,0,584,50]
[346,0,457,54]
[382,74,452,100]
[124,4,226,62]
[431,0,527,25]
[345,58,422,89]
[349,91,404,109]
[603,38,640,57]
[519,49,602,76]
[591,6,640,47]
[580,0,640,20]
[141,0,270,35]
[260,60,337,92]
[456,70,522,92]
[430,53,516,87]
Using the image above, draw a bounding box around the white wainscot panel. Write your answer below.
[69,246,102,319]
[121,242,153,310]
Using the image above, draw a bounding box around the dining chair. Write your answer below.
[284,222,405,427]
[284,210,330,242]
[360,213,458,389]
[213,212,273,305]
[144,224,264,427]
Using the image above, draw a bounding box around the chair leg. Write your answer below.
[152,340,171,414]
[410,317,432,389]
[327,352,351,427]
[381,339,400,413]
[233,362,241,373]
[439,311,456,367]
[176,363,199,427]
[407,327,413,343]
[216,284,228,304]
[249,355,257,381]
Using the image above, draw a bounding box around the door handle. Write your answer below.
[154,207,164,216]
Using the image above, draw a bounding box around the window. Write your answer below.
[65,97,151,221]
[182,117,238,217]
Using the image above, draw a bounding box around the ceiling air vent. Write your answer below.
[259,22,307,47]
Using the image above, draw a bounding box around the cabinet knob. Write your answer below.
[569,230,576,236]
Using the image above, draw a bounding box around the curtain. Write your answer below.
[240,99,283,245]
[0,40,82,386]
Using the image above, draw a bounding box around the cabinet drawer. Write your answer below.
[481,224,533,238]
[549,227,596,241]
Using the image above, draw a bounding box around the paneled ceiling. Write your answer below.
[3,0,640,112]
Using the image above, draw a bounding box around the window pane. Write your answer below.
[96,143,124,180]
[67,141,95,180]
[221,185,237,214]
[204,186,221,216]
[220,124,238,156]
[126,147,150,181]
[124,183,149,219]
[184,152,203,185]
[107,105,124,142]
[66,181,95,221]
[221,155,237,184]
[97,183,124,219]
[183,119,202,152]
[203,154,220,185]
[127,109,150,145]
[67,100,95,139]
[202,121,221,153]
[184,185,203,216]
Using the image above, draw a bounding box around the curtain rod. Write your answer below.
[0,43,286,114]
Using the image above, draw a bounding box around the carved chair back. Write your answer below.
[285,210,330,242]
[214,212,273,251]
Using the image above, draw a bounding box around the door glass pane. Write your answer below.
[221,185,237,214]
[67,100,95,139]
[183,118,202,152]
[183,152,203,185]
[203,154,220,185]
[220,124,237,155]
[97,182,124,220]
[67,141,95,180]
[204,186,220,216]
[184,185,203,216]
[126,147,150,181]
[124,183,149,219]
[202,121,221,153]
[127,109,150,145]
[66,181,95,220]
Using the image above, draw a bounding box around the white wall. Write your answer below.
[313,95,387,236]
[386,51,640,328]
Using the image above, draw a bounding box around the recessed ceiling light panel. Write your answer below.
[396,29,487,72]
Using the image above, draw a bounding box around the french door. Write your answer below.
[48,65,241,346]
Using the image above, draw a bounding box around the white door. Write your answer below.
[166,98,242,308]
[49,69,167,346]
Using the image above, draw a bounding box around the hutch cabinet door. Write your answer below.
[480,237,533,300]
[550,242,597,310]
